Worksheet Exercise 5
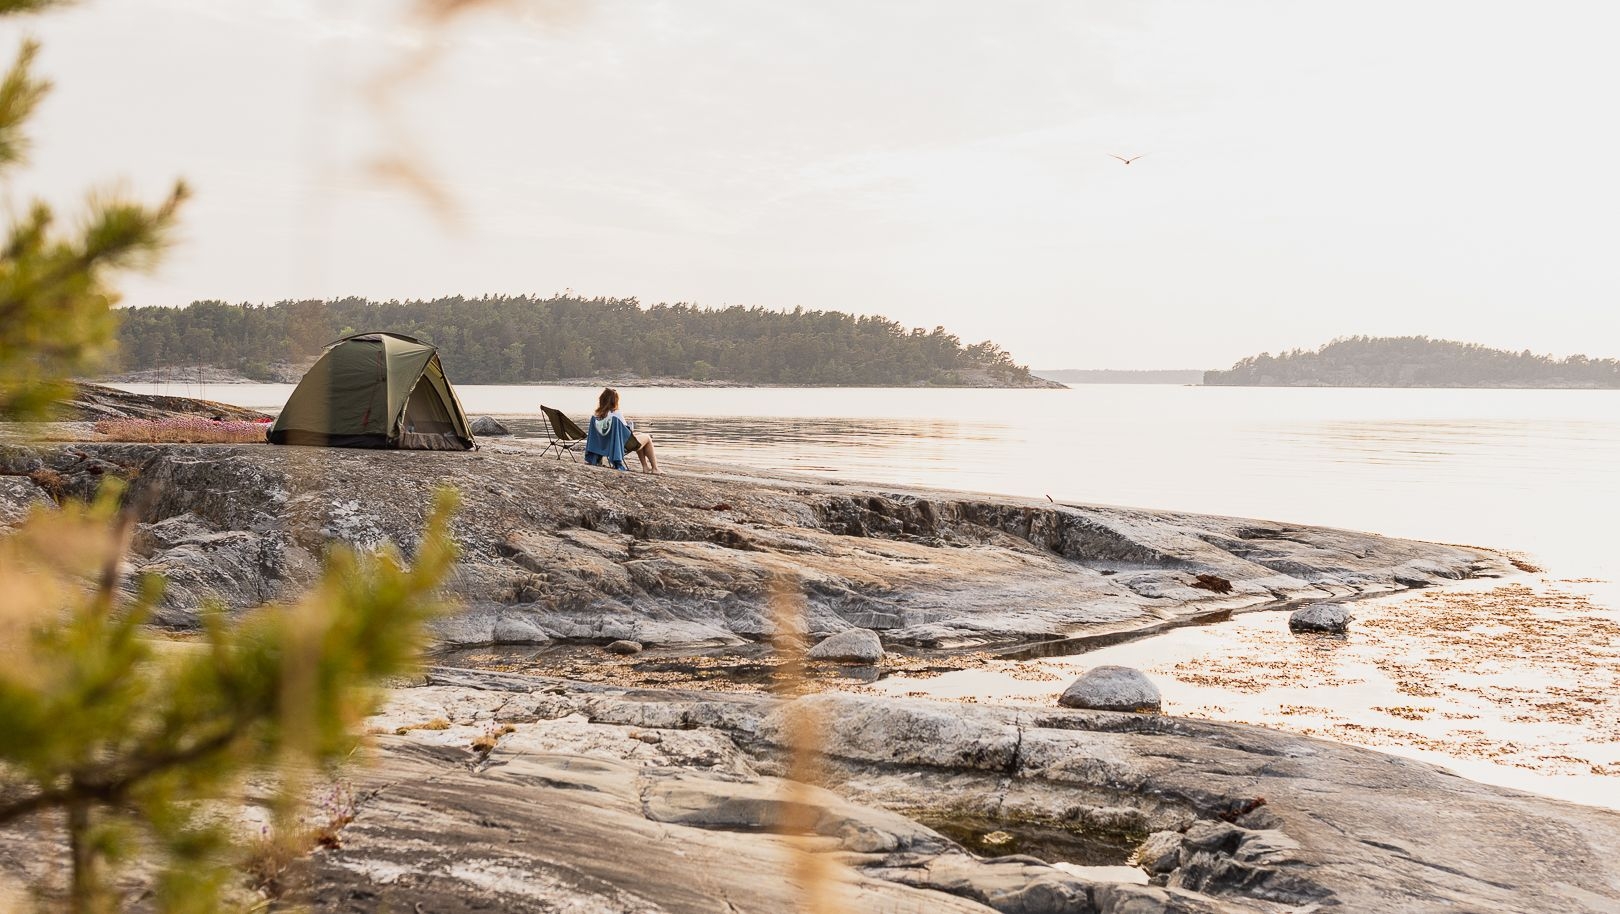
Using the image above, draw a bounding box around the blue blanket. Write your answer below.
[584,413,632,470]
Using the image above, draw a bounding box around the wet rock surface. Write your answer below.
[1058,666,1162,713]
[0,441,1503,652]
[271,670,1620,913]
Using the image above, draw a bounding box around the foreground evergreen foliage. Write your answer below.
[0,489,458,912]
[0,4,461,909]
[1205,336,1620,388]
[115,296,1041,386]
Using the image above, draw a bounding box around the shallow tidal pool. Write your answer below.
[861,575,1620,811]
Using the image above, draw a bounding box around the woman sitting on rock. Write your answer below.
[585,387,659,473]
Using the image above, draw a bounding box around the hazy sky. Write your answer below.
[9,1,1619,369]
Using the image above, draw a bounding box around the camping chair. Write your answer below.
[538,405,587,461]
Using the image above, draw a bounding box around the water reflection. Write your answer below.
[1272,419,1620,478]
[502,414,1021,479]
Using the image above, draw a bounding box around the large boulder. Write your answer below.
[469,416,511,436]
[1289,603,1352,633]
[808,628,885,663]
[1058,665,1162,712]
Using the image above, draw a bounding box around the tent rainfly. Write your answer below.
[267,332,475,450]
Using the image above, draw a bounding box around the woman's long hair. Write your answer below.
[594,387,619,419]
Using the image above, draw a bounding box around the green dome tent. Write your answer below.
[267,332,475,450]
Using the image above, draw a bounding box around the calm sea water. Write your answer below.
[115,381,1620,805]
[123,382,1620,578]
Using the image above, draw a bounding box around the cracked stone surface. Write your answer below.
[276,670,1620,913]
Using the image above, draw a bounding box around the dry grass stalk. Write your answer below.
[393,717,453,735]
[769,574,841,914]
[92,417,267,444]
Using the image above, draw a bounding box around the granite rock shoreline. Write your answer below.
[8,424,1613,912]
[0,439,1504,653]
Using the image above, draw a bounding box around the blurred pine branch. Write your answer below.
[0,4,462,909]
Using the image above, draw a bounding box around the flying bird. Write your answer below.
[1110,154,1145,165]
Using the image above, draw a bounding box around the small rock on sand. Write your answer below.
[605,640,644,655]
[1289,603,1352,634]
[807,628,885,663]
[1058,665,1162,712]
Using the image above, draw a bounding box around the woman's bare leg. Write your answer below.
[636,435,659,473]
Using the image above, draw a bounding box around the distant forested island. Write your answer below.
[1034,369,1204,385]
[111,296,1056,387]
[1205,336,1620,388]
